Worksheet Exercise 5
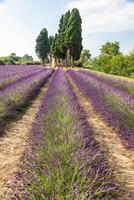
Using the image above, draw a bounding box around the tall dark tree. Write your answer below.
[59,11,71,59]
[48,35,54,53]
[51,33,66,66]
[48,35,54,63]
[58,14,65,59]
[65,8,83,66]
[38,9,82,67]
[35,28,49,63]
[51,34,61,58]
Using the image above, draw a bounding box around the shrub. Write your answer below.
[0,60,5,65]
[74,60,83,67]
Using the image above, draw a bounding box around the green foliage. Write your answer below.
[35,28,49,63]
[33,61,41,65]
[90,48,134,77]
[59,11,71,59]
[51,34,62,58]
[48,35,54,53]
[65,8,83,61]
[9,53,21,62]
[0,55,16,65]
[44,57,50,64]
[100,41,120,56]
[125,66,134,78]
[80,49,91,67]
[73,49,92,68]
[50,11,71,61]
[109,54,127,75]
[80,49,91,63]
[19,54,33,65]
[92,54,112,73]
[0,53,37,65]
[37,8,82,67]
[74,60,83,67]
[125,51,134,77]
[87,42,134,78]
[0,59,5,65]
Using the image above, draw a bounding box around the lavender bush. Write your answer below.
[67,69,134,149]
[0,65,45,89]
[79,69,134,95]
[0,68,54,126]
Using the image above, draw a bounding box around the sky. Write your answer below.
[0,0,134,59]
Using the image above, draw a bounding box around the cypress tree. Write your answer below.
[48,35,54,64]
[52,9,82,67]
[58,15,66,59]
[59,11,71,60]
[35,28,49,64]
[65,8,83,66]
[49,35,54,53]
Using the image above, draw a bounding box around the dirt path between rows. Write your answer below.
[68,76,134,199]
[0,78,51,199]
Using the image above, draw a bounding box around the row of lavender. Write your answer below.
[79,69,134,95]
[0,65,45,89]
[0,67,54,126]
[0,65,44,76]
[11,68,123,199]
[67,69,134,149]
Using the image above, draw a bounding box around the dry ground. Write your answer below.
[0,78,51,199]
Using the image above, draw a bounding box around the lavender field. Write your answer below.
[0,66,134,199]
[68,69,134,149]
[0,65,54,127]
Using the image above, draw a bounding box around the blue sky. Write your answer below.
[0,0,134,59]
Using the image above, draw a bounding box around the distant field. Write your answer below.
[0,65,134,199]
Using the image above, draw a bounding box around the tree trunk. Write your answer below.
[71,56,74,68]
[66,49,71,67]
[64,57,67,68]
[41,58,45,65]
[56,57,59,67]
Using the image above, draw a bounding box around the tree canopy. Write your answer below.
[65,8,83,62]
[100,42,120,56]
[35,8,83,67]
[0,53,35,65]
[35,28,49,64]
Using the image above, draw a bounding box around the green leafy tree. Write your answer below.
[35,28,49,64]
[74,49,91,68]
[0,59,5,65]
[100,42,120,56]
[92,54,112,73]
[127,50,134,66]
[9,53,21,62]
[0,56,16,65]
[80,49,91,64]
[19,54,33,65]
[109,54,127,75]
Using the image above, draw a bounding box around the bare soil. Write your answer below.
[0,79,51,199]
[68,75,134,199]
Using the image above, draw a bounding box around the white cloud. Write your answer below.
[67,0,134,34]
